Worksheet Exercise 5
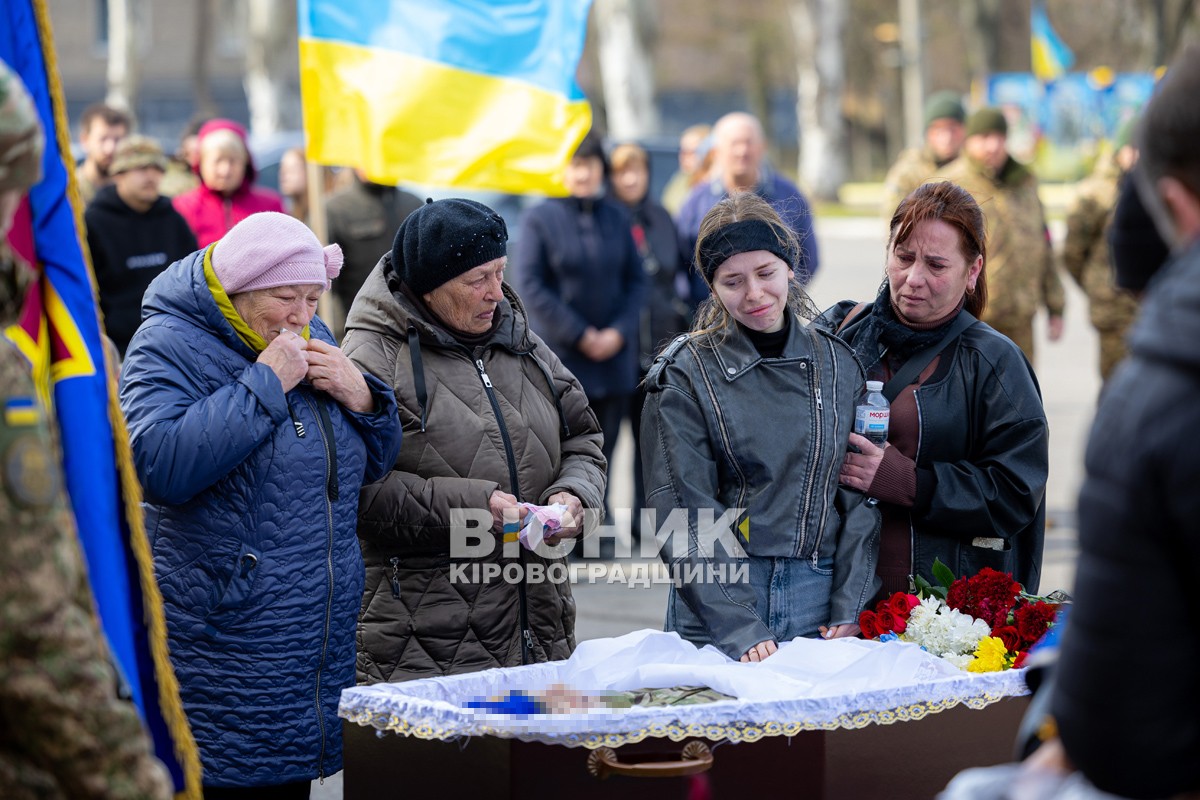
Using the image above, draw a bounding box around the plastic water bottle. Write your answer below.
[854,381,890,446]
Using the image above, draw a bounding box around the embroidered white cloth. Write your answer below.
[339,629,1029,748]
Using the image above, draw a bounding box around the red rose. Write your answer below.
[993,625,1021,653]
[875,592,900,613]
[886,593,917,620]
[890,613,908,634]
[876,609,898,634]
[1012,650,1028,669]
[859,610,880,639]
[1015,602,1059,647]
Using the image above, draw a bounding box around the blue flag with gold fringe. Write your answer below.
[298,0,594,195]
[0,1,201,796]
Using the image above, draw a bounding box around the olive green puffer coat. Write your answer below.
[343,256,606,684]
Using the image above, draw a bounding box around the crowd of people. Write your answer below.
[3,36,1197,799]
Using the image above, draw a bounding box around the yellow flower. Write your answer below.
[966,636,1009,673]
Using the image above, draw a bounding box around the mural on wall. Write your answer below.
[986,70,1156,179]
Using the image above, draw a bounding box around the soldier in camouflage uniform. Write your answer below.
[0,59,172,800]
[1062,132,1141,382]
[880,91,967,216]
[942,108,1065,362]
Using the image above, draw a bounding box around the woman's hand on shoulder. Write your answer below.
[839,433,887,493]
[257,330,309,392]
[305,339,374,413]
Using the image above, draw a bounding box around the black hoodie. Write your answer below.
[85,184,197,354]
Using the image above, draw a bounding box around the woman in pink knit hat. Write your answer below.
[172,118,285,247]
[118,212,402,796]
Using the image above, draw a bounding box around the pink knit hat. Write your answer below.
[212,212,343,294]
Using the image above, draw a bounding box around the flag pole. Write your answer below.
[306,159,336,325]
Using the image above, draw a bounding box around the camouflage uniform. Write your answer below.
[881,146,943,218]
[1062,155,1140,381]
[0,59,172,800]
[157,156,199,199]
[942,154,1065,362]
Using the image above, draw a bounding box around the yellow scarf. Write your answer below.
[203,244,311,353]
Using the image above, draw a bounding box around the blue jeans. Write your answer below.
[665,555,834,647]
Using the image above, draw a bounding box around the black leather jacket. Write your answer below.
[817,302,1048,592]
[640,317,881,659]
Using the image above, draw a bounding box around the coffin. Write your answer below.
[340,630,1029,799]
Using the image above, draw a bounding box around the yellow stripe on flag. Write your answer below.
[299,38,591,195]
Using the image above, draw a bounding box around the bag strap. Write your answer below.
[882,311,977,402]
[836,302,869,335]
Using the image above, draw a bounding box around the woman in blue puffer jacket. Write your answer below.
[119,212,401,797]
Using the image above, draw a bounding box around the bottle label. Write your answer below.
[854,406,890,440]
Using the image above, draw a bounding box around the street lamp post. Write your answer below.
[899,0,925,150]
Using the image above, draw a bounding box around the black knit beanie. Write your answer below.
[392,198,509,295]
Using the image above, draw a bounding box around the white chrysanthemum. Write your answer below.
[901,597,990,657]
[941,653,975,670]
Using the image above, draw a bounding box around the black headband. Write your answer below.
[696,219,798,282]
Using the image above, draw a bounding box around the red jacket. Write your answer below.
[172,118,286,247]
[173,182,284,248]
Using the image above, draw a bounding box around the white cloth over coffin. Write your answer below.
[339,629,1029,745]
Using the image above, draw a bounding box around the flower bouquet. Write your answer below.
[858,560,1063,672]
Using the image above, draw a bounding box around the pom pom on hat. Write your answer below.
[392,198,508,295]
[212,211,341,295]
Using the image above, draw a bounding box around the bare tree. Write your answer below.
[191,0,218,119]
[244,0,300,137]
[105,0,141,114]
[1152,0,1198,65]
[789,0,847,201]
[957,0,1002,88]
[592,0,661,140]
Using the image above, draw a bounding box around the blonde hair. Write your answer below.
[200,128,248,158]
[610,143,648,172]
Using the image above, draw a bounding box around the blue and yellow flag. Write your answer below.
[298,0,594,195]
[0,1,200,796]
[1031,0,1074,83]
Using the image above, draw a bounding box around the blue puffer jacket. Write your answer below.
[119,249,401,787]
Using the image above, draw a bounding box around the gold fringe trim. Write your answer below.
[342,692,1020,750]
[31,1,204,797]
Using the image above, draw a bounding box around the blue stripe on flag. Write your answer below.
[299,0,591,98]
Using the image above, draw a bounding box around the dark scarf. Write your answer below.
[850,284,966,371]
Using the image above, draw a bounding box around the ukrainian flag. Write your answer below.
[298,0,594,195]
[1,1,200,796]
[1031,0,1074,83]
